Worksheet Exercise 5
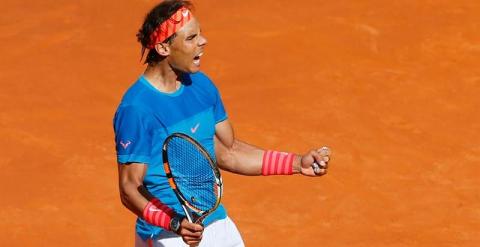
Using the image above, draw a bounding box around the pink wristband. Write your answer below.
[262,150,295,175]
[142,198,175,230]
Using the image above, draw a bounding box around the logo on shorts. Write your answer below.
[120,140,132,149]
[190,123,200,134]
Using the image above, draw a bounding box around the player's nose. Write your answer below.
[198,34,207,47]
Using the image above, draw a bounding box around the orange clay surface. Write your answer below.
[1,0,479,246]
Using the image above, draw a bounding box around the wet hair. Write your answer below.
[136,0,193,64]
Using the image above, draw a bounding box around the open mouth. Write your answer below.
[193,52,203,66]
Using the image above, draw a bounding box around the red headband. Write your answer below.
[148,7,193,49]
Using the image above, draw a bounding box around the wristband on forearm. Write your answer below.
[261,150,295,175]
[142,198,175,230]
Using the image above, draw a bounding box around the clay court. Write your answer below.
[1,0,479,246]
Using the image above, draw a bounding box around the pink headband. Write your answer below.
[148,6,193,49]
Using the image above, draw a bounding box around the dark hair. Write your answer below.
[136,0,193,64]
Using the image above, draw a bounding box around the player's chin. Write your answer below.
[180,63,201,74]
[172,61,200,74]
[182,67,200,74]
[190,61,201,72]
[189,66,201,73]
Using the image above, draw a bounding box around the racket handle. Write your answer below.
[181,205,201,247]
[181,204,194,223]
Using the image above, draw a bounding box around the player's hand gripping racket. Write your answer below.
[163,133,223,224]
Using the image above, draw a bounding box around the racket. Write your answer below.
[162,133,223,224]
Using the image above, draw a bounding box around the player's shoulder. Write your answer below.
[122,76,147,96]
[114,103,151,123]
[115,77,155,114]
[118,77,152,105]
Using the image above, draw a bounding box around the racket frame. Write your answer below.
[162,133,223,223]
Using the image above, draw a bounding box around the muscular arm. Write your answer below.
[214,120,302,175]
[215,119,331,176]
[117,163,149,217]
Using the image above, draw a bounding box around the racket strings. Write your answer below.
[167,137,220,212]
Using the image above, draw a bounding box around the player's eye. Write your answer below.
[186,34,197,41]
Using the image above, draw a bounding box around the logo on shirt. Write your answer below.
[120,140,132,149]
[190,123,200,134]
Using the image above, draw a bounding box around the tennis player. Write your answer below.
[113,1,331,246]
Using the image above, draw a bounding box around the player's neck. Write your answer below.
[143,61,181,93]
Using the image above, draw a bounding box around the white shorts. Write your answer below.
[135,217,244,247]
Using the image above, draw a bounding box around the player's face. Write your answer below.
[167,18,207,73]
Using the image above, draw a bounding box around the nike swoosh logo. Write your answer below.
[148,208,161,212]
[190,123,200,133]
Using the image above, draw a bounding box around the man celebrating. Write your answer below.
[113,1,331,246]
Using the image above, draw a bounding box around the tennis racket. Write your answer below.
[162,133,223,224]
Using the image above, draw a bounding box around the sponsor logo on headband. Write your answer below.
[148,7,193,49]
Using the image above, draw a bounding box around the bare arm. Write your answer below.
[214,120,331,176]
[213,120,263,175]
[118,163,149,217]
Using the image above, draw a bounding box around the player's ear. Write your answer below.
[154,42,170,56]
